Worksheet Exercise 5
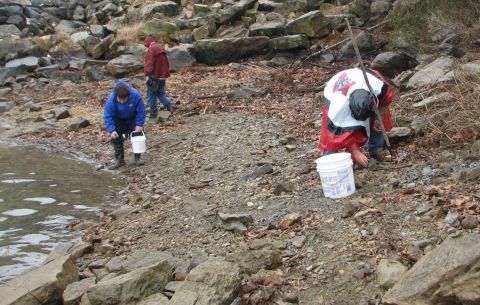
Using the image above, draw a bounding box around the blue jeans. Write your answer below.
[147,78,171,117]
[323,130,385,156]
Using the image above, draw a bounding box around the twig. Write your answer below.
[195,94,228,99]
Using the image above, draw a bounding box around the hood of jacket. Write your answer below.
[112,80,133,99]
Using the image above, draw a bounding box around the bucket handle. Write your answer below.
[130,131,145,138]
[323,171,351,185]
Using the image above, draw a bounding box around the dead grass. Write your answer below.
[426,71,480,142]
[117,21,145,44]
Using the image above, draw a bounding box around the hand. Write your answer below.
[110,131,119,139]
[134,126,143,132]
[351,149,368,167]
[373,119,382,132]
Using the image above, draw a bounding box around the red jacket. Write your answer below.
[144,37,170,79]
[319,68,394,153]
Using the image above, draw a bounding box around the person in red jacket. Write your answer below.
[319,68,394,166]
[144,36,172,118]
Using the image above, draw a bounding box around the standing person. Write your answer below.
[144,35,172,118]
[319,67,394,166]
[104,80,146,169]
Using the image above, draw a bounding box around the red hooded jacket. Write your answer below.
[144,36,170,79]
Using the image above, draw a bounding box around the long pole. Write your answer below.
[345,19,393,155]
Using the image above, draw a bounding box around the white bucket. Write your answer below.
[315,152,355,199]
[130,131,146,154]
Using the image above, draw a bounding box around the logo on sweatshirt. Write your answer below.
[333,72,355,96]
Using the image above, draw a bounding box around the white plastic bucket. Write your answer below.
[315,152,355,199]
[130,131,146,154]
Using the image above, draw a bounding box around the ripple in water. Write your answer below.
[24,197,57,205]
[1,179,36,184]
[2,209,38,216]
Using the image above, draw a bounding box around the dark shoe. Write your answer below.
[166,105,173,113]
[108,159,125,170]
[134,154,144,166]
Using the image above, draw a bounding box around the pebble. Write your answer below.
[461,216,478,229]
[284,292,299,303]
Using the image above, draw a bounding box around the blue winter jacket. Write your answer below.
[103,80,146,133]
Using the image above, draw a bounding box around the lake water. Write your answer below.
[0,145,120,284]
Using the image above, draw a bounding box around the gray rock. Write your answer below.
[337,31,374,61]
[69,59,87,70]
[28,102,42,112]
[193,37,269,65]
[273,181,294,195]
[167,44,196,72]
[387,127,412,139]
[71,31,90,44]
[176,15,214,30]
[106,54,143,78]
[141,1,179,19]
[0,24,22,39]
[55,19,78,34]
[0,255,78,305]
[228,86,258,100]
[90,24,105,38]
[73,5,85,21]
[218,212,254,233]
[169,258,241,305]
[192,21,216,41]
[137,292,170,305]
[6,14,25,30]
[285,10,329,38]
[243,162,274,180]
[216,0,256,25]
[383,234,480,305]
[105,256,124,273]
[249,21,285,37]
[86,65,106,82]
[269,34,309,51]
[36,64,60,79]
[459,167,480,182]
[63,277,96,305]
[50,107,70,120]
[157,110,172,123]
[69,117,90,131]
[122,250,179,273]
[226,249,282,274]
[413,92,452,108]
[5,56,39,72]
[438,42,465,58]
[258,0,282,11]
[84,260,173,305]
[289,235,306,248]
[370,51,417,78]
[461,216,478,230]
[407,56,454,88]
[0,101,16,113]
[445,211,460,227]
[376,259,407,289]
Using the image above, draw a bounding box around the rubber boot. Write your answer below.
[109,142,125,170]
[134,153,145,166]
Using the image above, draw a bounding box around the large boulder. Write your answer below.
[167,44,196,72]
[169,258,242,305]
[106,54,143,77]
[216,0,257,25]
[193,36,269,64]
[370,51,417,78]
[285,10,329,38]
[337,31,374,61]
[55,19,79,34]
[141,1,179,19]
[83,260,173,305]
[0,255,78,305]
[137,18,180,40]
[249,20,285,37]
[91,34,114,60]
[63,277,96,305]
[192,20,216,41]
[376,259,407,289]
[383,234,480,305]
[269,34,309,51]
[406,56,454,88]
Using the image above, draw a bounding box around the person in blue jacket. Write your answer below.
[104,80,146,169]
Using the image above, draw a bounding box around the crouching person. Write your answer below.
[104,80,146,169]
[319,68,394,166]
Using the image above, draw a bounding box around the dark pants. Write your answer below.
[147,77,171,117]
[112,118,141,161]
